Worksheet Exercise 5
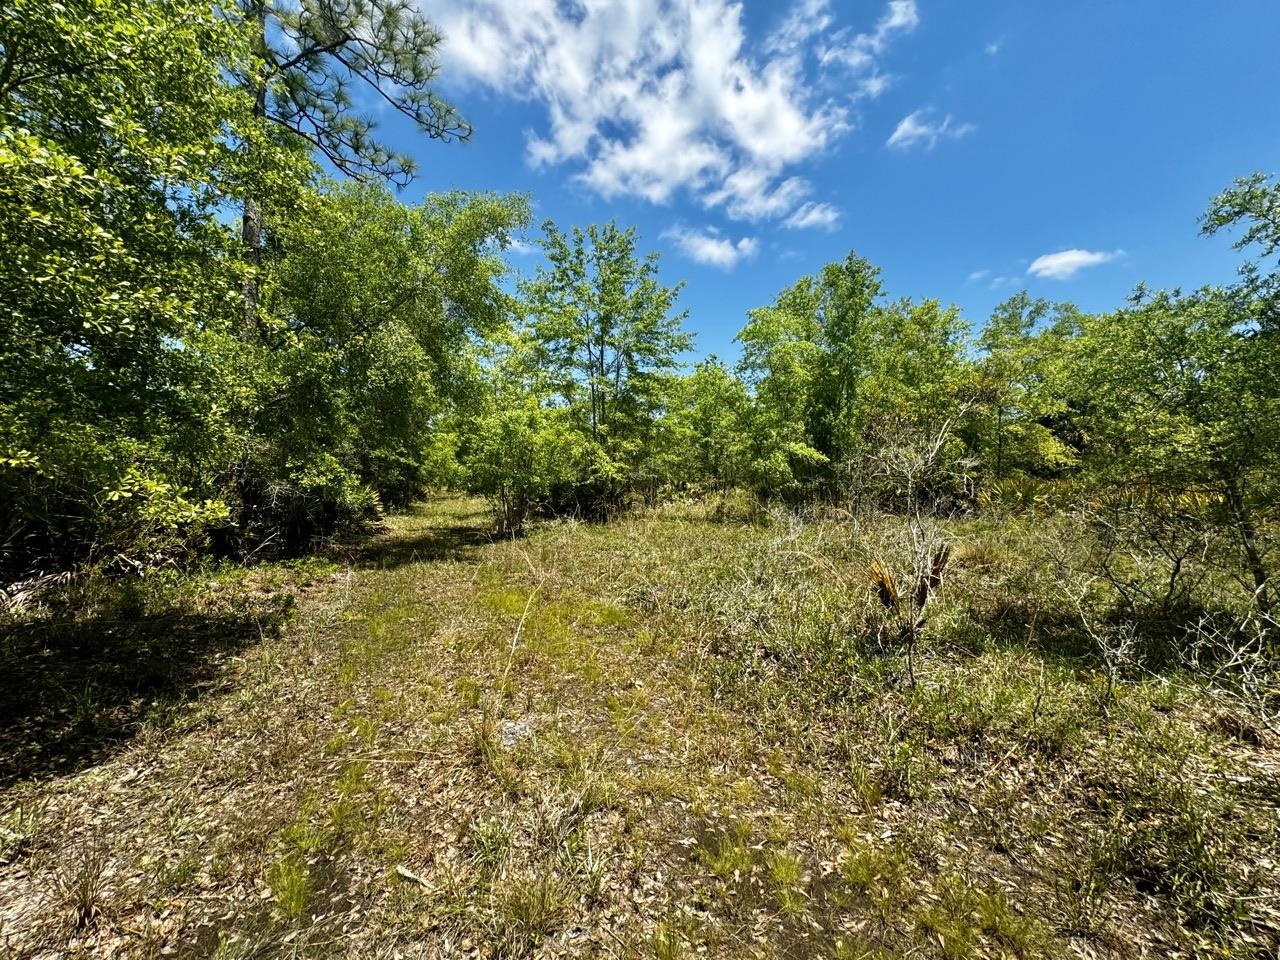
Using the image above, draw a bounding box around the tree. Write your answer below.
[672,359,753,493]
[737,252,885,470]
[1067,286,1280,615]
[973,293,1077,481]
[1201,171,1280,326]
[240,181,529,547]
[976,293,1049,479]
[809,253,886,460]
[459,332,586,534]
[0,0,514,569]
[842,297,972,510]
[847,297,970,441]
[522,221,691,511]
[735,298,828,495]
[0,0,300,573]
[231,0,471,331]
[736,252,971,506]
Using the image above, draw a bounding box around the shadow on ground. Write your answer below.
[0,502,493,788]
[0,603,286,788]
[342,509,497,570]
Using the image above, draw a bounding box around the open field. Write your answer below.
[1,498,1277,959]
[8,5,1280,958]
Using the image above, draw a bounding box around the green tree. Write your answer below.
[0,0,301,572]
[808,253,886,459]
[736,252,971,504]
[974,292,1077,481]
[522,221,691,511]
[240,181,529,546]
[1067,286,1280,614]
[459,332,586,533]
[231,0,470,329]
[735,297,828,495]
[842,297,972,509]
[737,252,884,471]
[672,359,753,493]
[1201,171,1280,325]
[848,296,970,443]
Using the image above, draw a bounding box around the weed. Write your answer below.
[266,854,311,920]
[918,886,980,960]
[976,889,1049,956]
[832,939,895,960]
[52,839,109,930]
[765,849,806,916]
[576,772,621,813]
[560,831,614,905]
[1051,824,1125,934]
[916,876,1048,960]
[649,920,688,960]
[5,497,1277,957]
[150,849,200,898]
[471,711,522,794]
[0,800,45,863]
[846,757,884,808]
[490,871,567,958]
[466,815,514,879]
[878,734,932,800]
[280,815,330,857]
[840,836,909,910]
[695,822,756,882]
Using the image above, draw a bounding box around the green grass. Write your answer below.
[265,854,311,920]
[0,496,1276,958]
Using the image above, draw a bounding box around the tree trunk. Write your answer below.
[240,0,268,341]
[240,195,263,339]
[1224,475,1271,615]
[995,405,1005,480]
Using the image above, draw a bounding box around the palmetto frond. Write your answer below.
[869,560,899,610]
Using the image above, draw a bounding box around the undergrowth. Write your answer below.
[0,497,1275,958]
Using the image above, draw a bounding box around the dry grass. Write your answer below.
[0,497,1276,959]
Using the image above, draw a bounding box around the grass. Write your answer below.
[266,854,311,920]
[0,496,1277,958]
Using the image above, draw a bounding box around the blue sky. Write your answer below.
[378,0,1280,360]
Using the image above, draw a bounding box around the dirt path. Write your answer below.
[0,501,749,958]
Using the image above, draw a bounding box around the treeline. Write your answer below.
[2,0,522,573]
[3,0,1279,636]
[461,228,1279,625]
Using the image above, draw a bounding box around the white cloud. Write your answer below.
[783,201,840,231]
[854,73,892,100]
[886,109,976,150]
[1026,248,1123,280]
[967,269,990,282]
[663,225,759,268]
[429,0,917,222]
[703,171,812,222]
[882,0,921,32]
[985,39,1003,56]
[820,0,919,67]
[819,0,918,98]
[767,0,834,55]
[507,237,536,255]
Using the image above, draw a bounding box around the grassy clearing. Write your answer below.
[0,497,1276,958]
